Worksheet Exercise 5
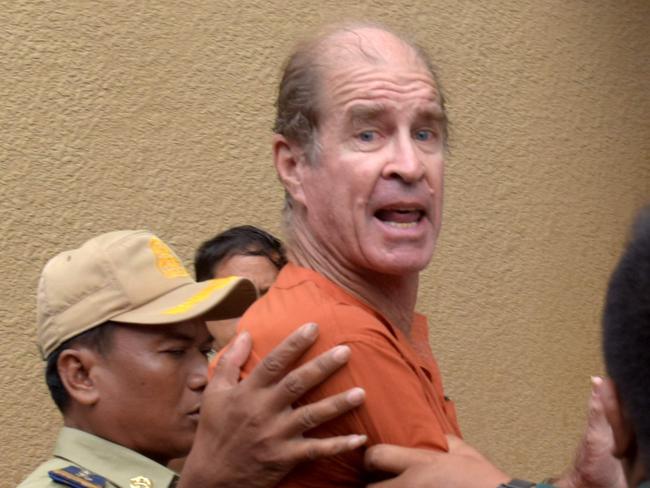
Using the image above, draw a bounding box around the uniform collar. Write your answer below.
[54,427,178,488]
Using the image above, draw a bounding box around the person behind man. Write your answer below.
[601,206,650,487]
[194,225,286,288]
[364,206,650,488]
[19,230,367,488]
[214,23,461,486]
[169,225,288,471]
[195,225,286,350]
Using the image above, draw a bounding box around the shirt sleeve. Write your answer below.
[297,324,455,451]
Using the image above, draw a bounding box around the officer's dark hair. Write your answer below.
[45,322,115,413]
[194,225,287,282]
[603,205,650,471]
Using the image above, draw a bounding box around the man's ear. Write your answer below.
[57,348,101,407]
[273,134,307,206]
[601,377,635,459]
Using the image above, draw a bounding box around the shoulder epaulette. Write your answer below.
[48,466,107,487]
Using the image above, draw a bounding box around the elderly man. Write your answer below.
[219,23,461,487]
[364,207,650,488]
[19,230,367,488]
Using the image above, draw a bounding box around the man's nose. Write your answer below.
[383,134,425,183]
[188,360,209,391]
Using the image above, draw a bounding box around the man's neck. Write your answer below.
[288,230,419,336]
[63,414,171,466]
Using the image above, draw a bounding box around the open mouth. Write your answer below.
[374,208,425,228]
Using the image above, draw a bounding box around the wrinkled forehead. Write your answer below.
[316,28,438,108]
[320,27,431,78]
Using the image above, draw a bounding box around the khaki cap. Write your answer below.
[37,230,257,359]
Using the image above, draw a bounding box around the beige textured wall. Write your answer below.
[2,1,648,485]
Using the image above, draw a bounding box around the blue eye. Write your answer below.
[358,131,376,142]
[414,130,433,141]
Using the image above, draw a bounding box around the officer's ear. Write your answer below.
[273,134,308,207]
[601,377,635,459]
[57,348,101,406]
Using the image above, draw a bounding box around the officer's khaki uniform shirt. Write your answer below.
[18,427,178,488]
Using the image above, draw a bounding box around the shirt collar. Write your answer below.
[54,427,178,488]
[275,262,428,339]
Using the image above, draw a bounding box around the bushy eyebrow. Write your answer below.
[414,105,446,126]
[346,103,446,126]
[347,103,388,124]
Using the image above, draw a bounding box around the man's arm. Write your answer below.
[364,435,509,488]
[179,322,367,488]
[364,377,627,488]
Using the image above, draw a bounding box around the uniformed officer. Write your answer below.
[19,230,367,488]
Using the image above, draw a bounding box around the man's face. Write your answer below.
[214,253,280,296]
[297,37,445,277]
[92,320,212,463]
[207,253,281,350]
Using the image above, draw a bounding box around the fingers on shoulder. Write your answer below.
[281,434,368,465]
[285,387,365,435]
[364,444,439,473]
[210,332,252,388]
[274,345,351,401]
[250,323,320,386]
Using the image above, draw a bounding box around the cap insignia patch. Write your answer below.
[149,237,189,279]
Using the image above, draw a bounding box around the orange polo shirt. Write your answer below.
[210,263,461,487]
